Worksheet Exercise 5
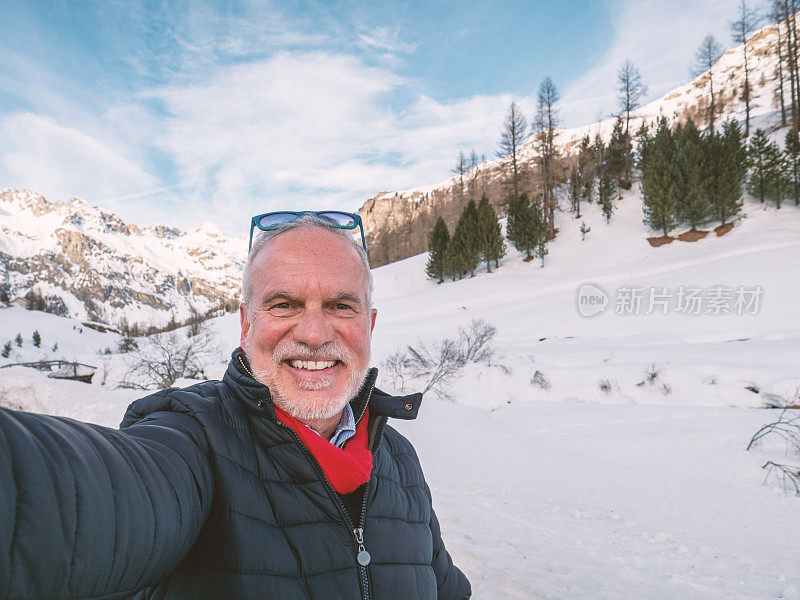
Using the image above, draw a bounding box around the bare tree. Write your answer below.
[617,60,647,135]
[497,101,530,201]
[781,0,800,130]
[773,0,788,126]
[467,148,483,201]
[747,408,800,496]
[534,76,560,239]
[694,34,724,133]
[458,319,496,363]
[122,322,220,389]
[451,151,469,199]
[730,1,760,136]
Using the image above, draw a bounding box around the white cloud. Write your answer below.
[145,51,513,233]
[560,0,741,127]
[0,112,159,203]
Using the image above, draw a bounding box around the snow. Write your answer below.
[2,182,799,598]
[3,17,800,594]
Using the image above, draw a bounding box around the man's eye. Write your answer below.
[271,302,292,310]
[335,303,353,311]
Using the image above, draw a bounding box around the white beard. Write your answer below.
[245,331,369,423]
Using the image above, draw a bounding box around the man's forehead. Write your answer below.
[252,228,368,298]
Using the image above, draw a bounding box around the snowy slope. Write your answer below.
[2,183,799,598]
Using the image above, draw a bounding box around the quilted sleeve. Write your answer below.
[0,405,213,600]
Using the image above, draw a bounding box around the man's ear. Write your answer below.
[369,307,377,334]
[239,303,249,351]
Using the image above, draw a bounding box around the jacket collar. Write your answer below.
[225,348,423,423]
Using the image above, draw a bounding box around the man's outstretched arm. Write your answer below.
[0,400,213,600]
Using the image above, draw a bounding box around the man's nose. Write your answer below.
[291,305,334,348]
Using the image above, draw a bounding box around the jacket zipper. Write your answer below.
[238,355,385,598]
[273,416,386,600]
[244,357,383,600]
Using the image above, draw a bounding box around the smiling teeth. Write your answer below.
[289,360,337,371]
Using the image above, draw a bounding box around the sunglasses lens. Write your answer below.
[317,211,357,227]
[258,212,298,228]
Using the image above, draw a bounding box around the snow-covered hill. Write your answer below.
[0,189,245,328]
[358,13,794,268]
[2,181,799,598]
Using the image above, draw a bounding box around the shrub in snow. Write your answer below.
[641,363,661,385]
[599,378,615,395]
[530,370,551,390]
[120,322,220,390]
[381,319,497,400]
[747,409,800,497]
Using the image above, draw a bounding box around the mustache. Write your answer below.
[272,340,352,364]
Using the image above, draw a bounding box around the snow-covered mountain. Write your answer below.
[0,189,245,328]
[358,14,791,267]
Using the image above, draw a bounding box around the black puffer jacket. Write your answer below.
[0,349,471,599]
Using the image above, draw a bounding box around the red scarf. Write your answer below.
[274,405,373,494]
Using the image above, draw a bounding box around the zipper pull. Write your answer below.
[353,527,371,566]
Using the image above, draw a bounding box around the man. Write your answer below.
[0,212,470,600]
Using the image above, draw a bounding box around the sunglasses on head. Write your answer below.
[248,210,367,251]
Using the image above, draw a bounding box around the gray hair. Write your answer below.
[242,214,373,313]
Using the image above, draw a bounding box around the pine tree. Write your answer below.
[476,195,506,272]
[640,117,678,236]
[0,290,9,305]
[506,193,539,260]
[710,119,747,225]
[528,195,548,266]
[674,119,711,230]
[747,129,773,202]
[598,162,615,223]
[51,342,58,352]
[606,117,631,191]
[446,200,480,278]
[785,129,800,205]
[32,330,41,348]
[425,217,450,283]
[1,341,11,358]
[15,333,23,347]
[764,145,788,208]
[578,135,594,203]
[569,164,582,218]
[635,121,653,174]
[579,221,591,240]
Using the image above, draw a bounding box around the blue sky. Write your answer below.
[0,0,741,236]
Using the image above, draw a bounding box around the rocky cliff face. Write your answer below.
[358,17,788,268]
[0,189,245,328]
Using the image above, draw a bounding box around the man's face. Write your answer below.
[240,227,376,424]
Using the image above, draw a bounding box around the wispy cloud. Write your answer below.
[0,112,159,203]
[357,25,417,54]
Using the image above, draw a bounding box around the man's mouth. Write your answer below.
[287,359,340,371]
